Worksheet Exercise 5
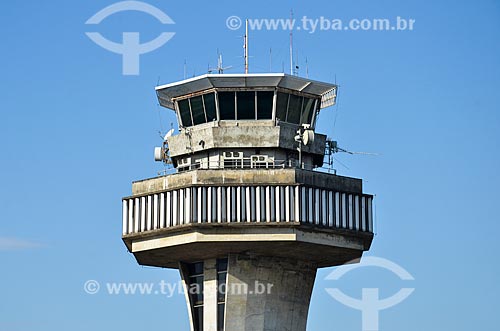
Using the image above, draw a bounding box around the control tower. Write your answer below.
[122,73,374,331]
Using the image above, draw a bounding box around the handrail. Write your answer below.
[175,158,316,173]
[122,184,373,236]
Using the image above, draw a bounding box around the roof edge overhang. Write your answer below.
[155,73,337,110]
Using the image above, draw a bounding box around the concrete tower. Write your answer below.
[122,73,374,331]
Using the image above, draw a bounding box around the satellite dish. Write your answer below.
[154,147,165,162]
[164,128,175,140]
[302,129,315,146]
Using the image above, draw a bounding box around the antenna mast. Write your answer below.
[208,50,232,74]
[244,19,249,74]
[289,9,294,75]
[269,48,272,72]
[305,57,309,78]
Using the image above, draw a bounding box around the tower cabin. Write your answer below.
[156,73,336,172]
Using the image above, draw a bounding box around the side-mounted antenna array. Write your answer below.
[324,139,378,173]
[154,128,175,164]
[294,124,315,168]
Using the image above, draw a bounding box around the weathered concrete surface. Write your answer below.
[123,223,372,268]
[224,254,317,331]
[130,169,362,196]
[204,259,218,331]
[168,123,326,158]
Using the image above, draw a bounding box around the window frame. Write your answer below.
[183,261,205,331]
[173,88,320,127]
[216,258,228,331]
[274,88,321,126]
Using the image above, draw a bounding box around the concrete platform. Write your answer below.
[123,222,373,269]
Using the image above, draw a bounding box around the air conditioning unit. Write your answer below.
[250,155,274,169]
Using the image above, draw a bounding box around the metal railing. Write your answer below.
[122,185,373,236]
[175,158,316,173]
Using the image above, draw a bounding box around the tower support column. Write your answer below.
[204,259,218,331]
[225,254,317,331]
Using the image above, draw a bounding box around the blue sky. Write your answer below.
[1,0,499,330]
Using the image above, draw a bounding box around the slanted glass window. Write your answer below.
[237,91,255,120]
[186,262,204,331]
[217,258,228,331]
[190,96,206,125]
[287,94,302,124]
[193,306,203,331]
[301,97,316,125]
[257,91,274,119]
[204,93,217,122]
[178,99,193,127]
[275,92,288,122]
[188,261,204,275]
[218,92,235,120]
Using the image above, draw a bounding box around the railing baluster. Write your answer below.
[122,200,128,235]
[122,186,374,235]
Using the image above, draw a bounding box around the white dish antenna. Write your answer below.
[154,147,165,162]
[302,129,315,146]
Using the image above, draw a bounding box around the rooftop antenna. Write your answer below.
[244,19,249,73]
[209,51,232,74]
[269,48,272,72]
[183,59,187,79]
[294,50,299,76]
[305,57,309,78]
[289,9,294,75]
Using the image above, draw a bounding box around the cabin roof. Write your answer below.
[155,73,337,110]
